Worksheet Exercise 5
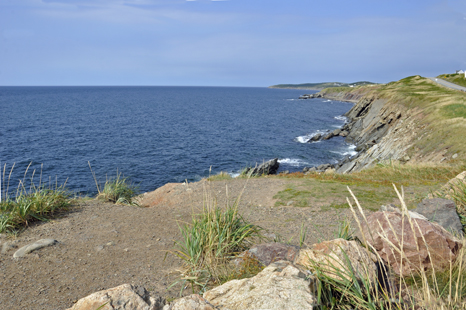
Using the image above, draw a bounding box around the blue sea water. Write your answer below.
[0,86,355,195]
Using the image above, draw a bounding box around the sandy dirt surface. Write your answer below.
[0,177,362,310]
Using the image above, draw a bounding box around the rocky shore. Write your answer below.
[298,84,456,174]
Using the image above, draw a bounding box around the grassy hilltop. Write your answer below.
[321,75,466,161]
[269,81,377,90]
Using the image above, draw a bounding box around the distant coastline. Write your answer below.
[269,81,377,91]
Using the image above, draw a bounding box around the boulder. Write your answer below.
[322,133,334,140]
[295,239,377,283]
[203,261,317,310]
[234,243,300,267]
[363,211,463,276]
[339,130,349,137]
[163,294,217,310]
[413,198,463,234]
[13,239,58,258]
[332,129,342,136]
[67,284,164,310]
[245,158,279,176]
[309,133,321,142]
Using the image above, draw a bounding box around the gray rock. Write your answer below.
[302,167,310,172]
[245,158,279,176]
[322,133,334,140]
[339,130,349,137]
[413,198,463,234]
[13,239,58,258]
[67,284,164,310]
[332,129,342,136]
[309,133,321,142]
[164,294,217,310]
[203,261,317,310]
[453,153,458,159]
[234,243,300,267]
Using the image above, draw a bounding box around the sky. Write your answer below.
[0,0,465,86]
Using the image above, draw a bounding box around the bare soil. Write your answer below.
[0,177,367,310]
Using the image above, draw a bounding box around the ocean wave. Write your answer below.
[294,130,328,144]
[330,144,357,157]
[334,115,347,122]
[278,158,310,167]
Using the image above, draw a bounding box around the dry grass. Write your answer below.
[309,185,466,309]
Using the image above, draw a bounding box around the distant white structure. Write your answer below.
[456,70,465,74]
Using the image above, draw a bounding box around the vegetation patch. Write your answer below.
[437,73,466,88]
[0,163,72,233]
[441,104,466,119]
[89,163,140,206]
[172,192,262,294]
[311,187,466,309]
[207,171,232,181]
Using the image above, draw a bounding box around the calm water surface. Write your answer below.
[0,86,355,195]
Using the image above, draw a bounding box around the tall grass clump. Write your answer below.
[172,183,262,293]
[309,185,466,309]
[0,162,71,233]
[89,162,139,206]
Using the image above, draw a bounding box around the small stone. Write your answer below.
[13,239,58,258]
[95,245,104,252]
[106,241,115,246]
[452,153,458,159]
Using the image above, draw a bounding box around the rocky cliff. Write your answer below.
[318,76,465,173]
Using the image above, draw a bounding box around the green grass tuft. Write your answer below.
[207,171,232,181]
[172,186,262,294]
[89,162,139,206]
[97,172,139,206]
[0,163,71,233]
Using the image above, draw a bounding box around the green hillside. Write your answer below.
[269,81,377,90]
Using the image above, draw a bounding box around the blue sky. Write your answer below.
[1,0,465,86]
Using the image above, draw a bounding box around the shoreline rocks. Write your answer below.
[243,158,279,176]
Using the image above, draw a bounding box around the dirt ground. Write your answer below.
[0,177,367,310]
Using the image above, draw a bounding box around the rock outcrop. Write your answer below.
[163,294,217,310]
[413,198,463,235]
[202,260,317,310]
[295,239,378,283]
[363,211,463,276]
[243,158,279,176]
[67,284,165,310]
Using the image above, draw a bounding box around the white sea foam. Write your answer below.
[278,158,310,167]
[334,115,347,122]
[324,99,332,102]
[330,144,357,157]
[294,130,327,144]
[230,172,240,178]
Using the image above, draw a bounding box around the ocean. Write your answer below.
[0,86,356,195]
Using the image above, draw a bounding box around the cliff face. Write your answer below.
[321,89,424,173]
